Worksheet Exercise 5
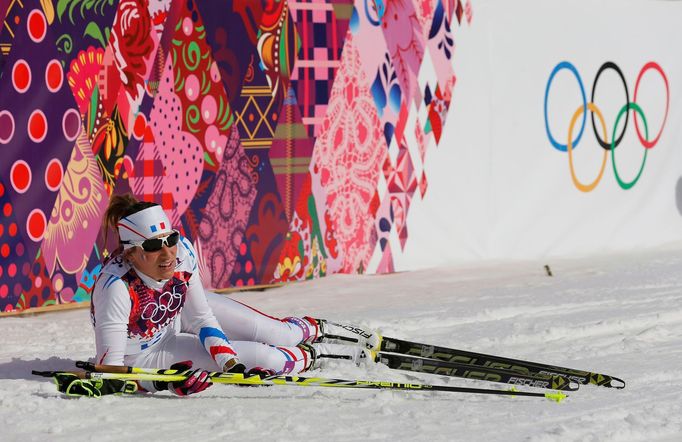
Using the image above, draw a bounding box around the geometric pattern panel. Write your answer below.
[380,0,426,107]
[1,0,25,79]
[230,57,289,286]
[0,0,474,313]
[270,85,316,222]
[367,0,465,273]
[289,0,353,138]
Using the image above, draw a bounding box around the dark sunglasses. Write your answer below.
[122,231,180,252]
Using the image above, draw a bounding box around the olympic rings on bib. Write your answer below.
[544,61,669,192]
[141,283,186,324]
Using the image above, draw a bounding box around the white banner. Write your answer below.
[400,0,682,269]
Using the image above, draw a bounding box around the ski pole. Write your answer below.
[32,363,568,403]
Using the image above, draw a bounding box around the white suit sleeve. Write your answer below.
[92,276,131,366]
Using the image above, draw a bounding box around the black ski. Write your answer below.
[374,352,579,391]
[379,336,625,389]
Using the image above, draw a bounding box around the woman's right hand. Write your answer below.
[154,360,212,396]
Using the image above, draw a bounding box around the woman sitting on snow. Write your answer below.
[56,194,379,397]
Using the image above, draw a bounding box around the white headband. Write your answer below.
[117,205,173,249]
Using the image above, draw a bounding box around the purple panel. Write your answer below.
[196,0,262,104]
[0,4,80,263]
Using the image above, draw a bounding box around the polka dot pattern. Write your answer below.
[45,159,63,191]
[10,160,32,194]
[62,108,81,141]
[27,9,47,43]
[27,109,48,142]
[12,59,31,93]
[14,254,57,311]
[230,239,259,289]
[0,111,15,144]
[45,59,63,92]
[26,208,46,242]
[0,5,87,313]
[0,176,33,312]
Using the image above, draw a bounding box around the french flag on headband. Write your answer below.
[117,205,173,247]
[150,222,167,233]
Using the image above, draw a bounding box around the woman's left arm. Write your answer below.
[182,271,241,371]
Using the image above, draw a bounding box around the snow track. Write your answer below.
[1,246,681,441]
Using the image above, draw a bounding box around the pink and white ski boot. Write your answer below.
[309,319,382,351]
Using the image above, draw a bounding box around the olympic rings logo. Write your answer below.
[544,61,669,192]
[141,283,186,324]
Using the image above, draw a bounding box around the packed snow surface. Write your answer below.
[1,247,682,441]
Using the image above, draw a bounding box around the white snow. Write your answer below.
[1,246,682,441]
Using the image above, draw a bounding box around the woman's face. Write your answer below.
[125,234,178,281]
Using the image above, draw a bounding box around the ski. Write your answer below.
[378,336,625,389]
[375,352,579,391]
[31,362,568,402]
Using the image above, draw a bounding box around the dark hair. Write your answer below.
[103,193,158,246]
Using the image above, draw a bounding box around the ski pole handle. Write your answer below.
[32,370,88,379]
[76,361,128,373]
[76,361,189,376]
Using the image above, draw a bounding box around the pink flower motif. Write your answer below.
[201,95,217,124]
[185,74,200,101]
[182,17,193,36]
[204,125,227,161]
[210,62,221,83]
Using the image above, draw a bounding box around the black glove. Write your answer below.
[53,373,137,397]
[234,367,277,387]
[153,361,213,396]
[246,367,276,377]
[225,362,246,373]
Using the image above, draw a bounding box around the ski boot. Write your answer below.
[299,342,377,371]
[306,317,382,350]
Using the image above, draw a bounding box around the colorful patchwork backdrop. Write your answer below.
[0,0,472,312]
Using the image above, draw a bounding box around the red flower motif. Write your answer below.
[111,0,154,101]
